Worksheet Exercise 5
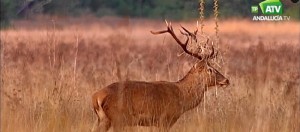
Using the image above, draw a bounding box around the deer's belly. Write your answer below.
[106,106,182,127]
[124,112,181,126]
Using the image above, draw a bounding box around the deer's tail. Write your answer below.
[91,91,110,132]
[92,91,108,119]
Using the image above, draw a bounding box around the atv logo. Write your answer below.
[259,0,282,15]
[251,0,290,21]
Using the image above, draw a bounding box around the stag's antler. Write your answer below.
[151,20,189,47]
[180,25,198,43]
[151,20,214,61]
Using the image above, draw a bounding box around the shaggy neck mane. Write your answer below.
[176,67,207,112]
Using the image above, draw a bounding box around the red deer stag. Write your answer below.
[92,21,229,132]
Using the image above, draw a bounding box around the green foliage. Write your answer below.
[0,0,10,28]
[0,0,299,23]
[43,0,81,16]
[0,0,21,28]
[218,0,252,18]
[88,0,198,20]
[284,6,300,20]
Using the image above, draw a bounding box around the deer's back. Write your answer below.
[101,81,183,126]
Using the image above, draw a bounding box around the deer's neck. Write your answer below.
[176,69,206,112]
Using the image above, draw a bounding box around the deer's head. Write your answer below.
[191,61,229,88]
[151,20,229,88]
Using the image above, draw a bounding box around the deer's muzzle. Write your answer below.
[219,79,229,87]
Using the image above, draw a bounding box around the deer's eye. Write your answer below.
[207,69,213,74]
[193,36,197,42]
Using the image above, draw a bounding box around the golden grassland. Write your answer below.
[1,17,300,132]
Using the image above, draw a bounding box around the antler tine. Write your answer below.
[150,19,170,35]
[210,40,215,58]
[180,25,193,36]
[209,45,215,58]
[150,30,169,35]
[151,21,206,60]
[202,39,216,60]
[194,21,199,35]
[192,37,216,61]
[151,20,187,46]
[180,29,189,36]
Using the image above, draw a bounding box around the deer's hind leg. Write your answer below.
[111,119,126,132]
[92,107,111,132]
[92,118,111,132]
[99,116,111,132]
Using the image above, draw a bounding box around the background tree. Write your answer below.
[0,0,299,29]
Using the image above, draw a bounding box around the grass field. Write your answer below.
[1,17,300,132]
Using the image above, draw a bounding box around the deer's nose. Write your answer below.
[219,79,229,86]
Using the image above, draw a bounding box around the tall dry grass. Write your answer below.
[1,17,299,132]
